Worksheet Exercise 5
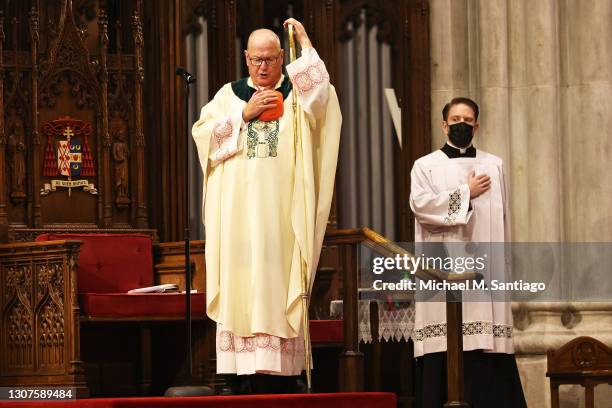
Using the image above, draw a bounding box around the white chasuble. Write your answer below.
[192,48,341,375]
[410,149,514,358]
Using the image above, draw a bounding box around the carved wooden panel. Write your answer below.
[547,336,612,374]
[0,240,85,391]
[0,0,147,233]
[12,227,157,243]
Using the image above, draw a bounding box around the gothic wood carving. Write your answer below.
[0,0,147,231]
[0,10,6,224]
[0,240,86,392]
[7,114,26,202]
[111,124,130,207]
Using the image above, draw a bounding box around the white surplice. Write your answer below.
[192,48,341,375]
[409,148,514,358]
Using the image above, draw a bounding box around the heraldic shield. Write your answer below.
[41,116,98,196]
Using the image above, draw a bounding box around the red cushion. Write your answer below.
[309,319,344,344]
[79,293,206,318]
[36,233,153,293]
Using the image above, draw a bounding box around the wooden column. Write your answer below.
[0,12,6,225]
[148,0,237,242]
[207,0,236,97]
[585,380,595,408]
[370,300,381,391]
[66,242,86,394]
[399,0,431,241]
[302,0,338,83]
[445,297,468,408]
[339,242,364,391]
[144,0,190,241]
[550,382,559,408]
[133,0,147,229]
[29,7,41,227]
[99,8,112,228]
[302,0,339,228]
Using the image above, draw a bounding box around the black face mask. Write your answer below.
[448,122,474,148]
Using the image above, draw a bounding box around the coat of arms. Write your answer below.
[41,116,97,196]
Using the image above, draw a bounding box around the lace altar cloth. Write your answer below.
[330,299,415,343]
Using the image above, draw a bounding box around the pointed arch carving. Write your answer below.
[0,0,148,229]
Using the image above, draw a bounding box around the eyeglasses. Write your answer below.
[247,53,282,67]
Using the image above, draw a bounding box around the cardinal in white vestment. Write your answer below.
[191,19,341,392]
[410,98,526,407]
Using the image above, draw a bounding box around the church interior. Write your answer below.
[1,1,611,407]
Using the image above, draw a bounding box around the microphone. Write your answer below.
[175,67,196,84]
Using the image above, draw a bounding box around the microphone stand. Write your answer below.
[164,68,213,397]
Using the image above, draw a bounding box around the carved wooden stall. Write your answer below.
[0,0,212,396]
[0,0,148,233]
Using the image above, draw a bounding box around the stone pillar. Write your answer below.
[476,0,511,164]
[560,0,612,241]
[429,0,612,406]
[507,0,561,242]
[429,0,470,149]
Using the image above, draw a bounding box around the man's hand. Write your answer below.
[468,170,491,198]
[242,90,278,122]
[283,18,312,49]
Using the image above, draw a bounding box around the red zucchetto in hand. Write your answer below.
[258,90,283,122]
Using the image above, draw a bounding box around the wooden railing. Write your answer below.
[325,228,478,407]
